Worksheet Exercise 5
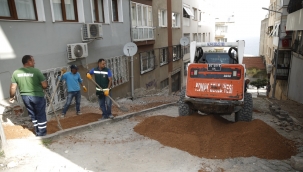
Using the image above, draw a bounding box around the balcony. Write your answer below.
[132,27,155,42]
[273,50,291,80]
[215,31,226,37]
[287,0,303,14]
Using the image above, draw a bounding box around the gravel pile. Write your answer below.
[134,113,297,160]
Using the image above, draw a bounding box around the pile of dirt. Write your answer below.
[3,100,177,139]
[134,114,297,160]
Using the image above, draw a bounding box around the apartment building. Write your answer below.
[182,0,215,83]
[214,15,235,52]
[286,0,303,104]
[0,0,132,114]
[130,0,183,96]
[260,0,290,100]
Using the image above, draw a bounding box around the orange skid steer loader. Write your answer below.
[179,40,253,122]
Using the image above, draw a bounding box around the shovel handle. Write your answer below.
[89,79,121,108]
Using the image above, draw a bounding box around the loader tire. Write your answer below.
[178,88,192,116]
[235,93,253,122]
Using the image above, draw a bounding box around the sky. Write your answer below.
[212,0,270,55]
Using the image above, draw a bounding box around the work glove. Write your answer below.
[86,73,92,80]
[61,68,67,75]
[82,86,87,92]
[103,88,109,96]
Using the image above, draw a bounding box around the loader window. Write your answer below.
[205,54,231,64]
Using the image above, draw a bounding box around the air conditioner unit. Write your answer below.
[67,43,88,60]
[82,23,103,40]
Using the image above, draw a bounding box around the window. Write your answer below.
[173,45,181,61]
[183,6,193,18]
[193,33,197,41]
[158,9,167,27]
[140,51,155,74]
[42,67,69,113]
[93,0,104,22]
[111,0,118,21]
[172,12,180,28]
[111,0,123,22]
[199,10,202,21]
[0,0,37,20]
[203,33,205,42]
[106,56,129,87]
[198,33,201,42]
[131,2,153,41]
[132,2,152,27]
[193,8,197,20]
[52,0,78,22]
[183,33,190,54]
[160,48,168,66]
[160,78,169,89]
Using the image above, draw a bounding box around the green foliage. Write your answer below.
[42,139,52,147]
[0,151,5,158]
[246,67,267,78]
[250,79,267,89]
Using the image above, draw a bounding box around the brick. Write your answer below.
[276,115,286,120]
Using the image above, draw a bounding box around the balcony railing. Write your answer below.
[132,26,155,42]
[287,0,303,13]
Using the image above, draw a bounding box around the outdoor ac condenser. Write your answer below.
[67,43,88,60]
[82,23,103,40]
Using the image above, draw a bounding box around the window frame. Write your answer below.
[159,47,168,66]
[158,9,167,27]
[173,45,181,61]
[193,7,197,20]
[51,0,78,22]
[140,50,155,74]
[0,0,38,20]
[172,12,180,28]
[93,0,104,23]
[111,0,118,21]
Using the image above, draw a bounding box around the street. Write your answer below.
[1,95,303,172]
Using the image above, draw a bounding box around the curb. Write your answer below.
[28,102,178,141]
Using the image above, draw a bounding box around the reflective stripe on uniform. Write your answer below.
[32,120,37,123]
[38,126,46,129]
[38,122,47,125]
[96,88,103,91]
[94,71,108,74]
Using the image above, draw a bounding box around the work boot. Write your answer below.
[77,111,82,115]
[98,116,108,121]
[61,113,65,118]
[109,114,114,119]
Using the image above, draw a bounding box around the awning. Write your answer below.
[183,6,194,17]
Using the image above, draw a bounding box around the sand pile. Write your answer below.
[134,114,297,159]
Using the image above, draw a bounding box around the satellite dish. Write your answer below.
[123,42,138,56]
[180,37,189,46]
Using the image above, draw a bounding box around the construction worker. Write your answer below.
[61,65,87,117]
[87,59,113,120]
[9,55,48,136]
[245,79,250,93]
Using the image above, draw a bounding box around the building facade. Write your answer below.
[286,0,303,104]
[260,0,291,100]
[0,0,131,114]
[182,0,215,85]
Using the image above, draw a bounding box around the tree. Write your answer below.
[250,79,267,95]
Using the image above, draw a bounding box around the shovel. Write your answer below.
[88,78,129,112]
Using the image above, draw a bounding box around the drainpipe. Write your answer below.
[167,0,172,94]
